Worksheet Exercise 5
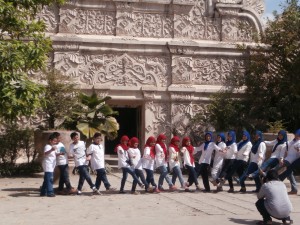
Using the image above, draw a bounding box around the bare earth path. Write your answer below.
[1,173,299,225]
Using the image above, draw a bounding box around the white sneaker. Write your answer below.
[92,187,102,195]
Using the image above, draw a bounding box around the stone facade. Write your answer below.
[34,0,264,143]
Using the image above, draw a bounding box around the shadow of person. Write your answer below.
[229,218,283,225]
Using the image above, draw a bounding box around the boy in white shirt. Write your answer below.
[86,132,115,193]
[40,134,58,197]
[69,132,100,195]
[53,132,76,195]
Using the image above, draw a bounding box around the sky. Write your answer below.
[263,0,286,20]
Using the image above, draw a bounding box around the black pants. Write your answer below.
[196,163,210,191]
[132,169,149,191]
[226,160,247,189]
[219,159,235,181]
[57,164,72,191]
[186,165,199,186]
[77,165,95,191]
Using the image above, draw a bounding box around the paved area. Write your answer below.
[0,173,299,225]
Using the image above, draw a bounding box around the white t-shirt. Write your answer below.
[284,139,300,164]
[236,141,252,162]
[265,140,287,159]
[250,142,266,165]
[213,142,226,167]
[155,143,167,168]
[197,142,222,165]
[168,146,181,170]
[142,146,155,170]
[224,143,238,159]
[128,148,143,170]
[181,146,195,167]
[42,144,56,172]
[56,142,68,166]
[117,146,130,169]
[69,141,88,167]
[86,143,105,170]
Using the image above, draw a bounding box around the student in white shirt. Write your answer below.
[142,136,160,193]
[69,132,100,195]
[155,134,177,191]
[225,131,252,192]
[53,132,76,195]
[40,134,58,197]
[195,132,223,192]
[128,137,151,194]
[250,130,287,179]
[239,130,266,193]
[116,135,144,194]
[181,137,200,190]
[210,133,226,191]
[169,136,188,190]
[278,129,300,194]
[86,132,115,194]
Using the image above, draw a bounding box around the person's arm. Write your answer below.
[213,143,222,152]
[264,139,276,147]
[243,143,252,156]
[232,143,238,154]
[44,145,56,155]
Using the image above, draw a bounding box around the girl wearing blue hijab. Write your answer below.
[216,131,238,191]
[210,133,227,189]
[239,130,266,193]
[250,130,288,179]
[225,130,252,192]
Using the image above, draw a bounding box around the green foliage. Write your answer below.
[0,162,42,177]
[63,90,119,140]
[0,0,64,121]
[41,70,79,129]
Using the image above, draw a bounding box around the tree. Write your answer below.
[203,1,300,133]
[41,70,79,129]
[0,0,64,122]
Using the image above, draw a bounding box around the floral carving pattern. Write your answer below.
[244,0,265,15]
[37,6,57,33]
[222,17,255,42]
[54,53,169,87]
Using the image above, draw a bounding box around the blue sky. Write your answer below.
[264,0,286,20]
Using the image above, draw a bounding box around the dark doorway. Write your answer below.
[105,107,141,155]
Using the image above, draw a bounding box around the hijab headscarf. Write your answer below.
[226,131,236,146]
[272,130,287,153]
[204,132,213,151]
[129,137,139,148]
[170,136,180,152]
[114,135,129,152]
[157,134,167,160]
[182,137,194,164]
[145,136,156,158]
[237,131,251,151]
[251,130,263,154]
[216,133,226,145]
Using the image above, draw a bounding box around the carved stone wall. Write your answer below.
[31,0,265,142]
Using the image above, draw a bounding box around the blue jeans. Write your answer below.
[57,164,72,191]
[186,165,199,186]
[240,162,261,190]
[279,159,298,192]
[172,166,185,187]
[132,169,149,191]
[95,168,111,190]
[77,165,95,191]
[145,169,157,189]
[158,165,173,188]
[40,172,54,196]
[252,158,279,178]
[120,167,142,191]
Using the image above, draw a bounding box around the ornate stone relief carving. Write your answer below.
[216,0,242,3]
[222,17,254,42]
[116,3,173,38]
[244,0,265,15]
[145,101,171,137]
[54,52,170,87]
[37,6,57,33]
[172,56,245,85]
[59,8,116,35]
[174,1,221,40]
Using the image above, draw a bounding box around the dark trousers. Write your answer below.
[120,167,142,191]
[40,172,54,196]
[240,162,261,190]
[196,163,210,191]
[145,169,157,189]
[132,169,149,191]
[77,165,95,191]
[186,165,199,186]
[95,168,111,190]
[279,157,300,181]
[226,160,247,189]
[57,164,72,191]
[219,159,235,180]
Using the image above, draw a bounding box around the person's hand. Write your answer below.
[279,159,284,166]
